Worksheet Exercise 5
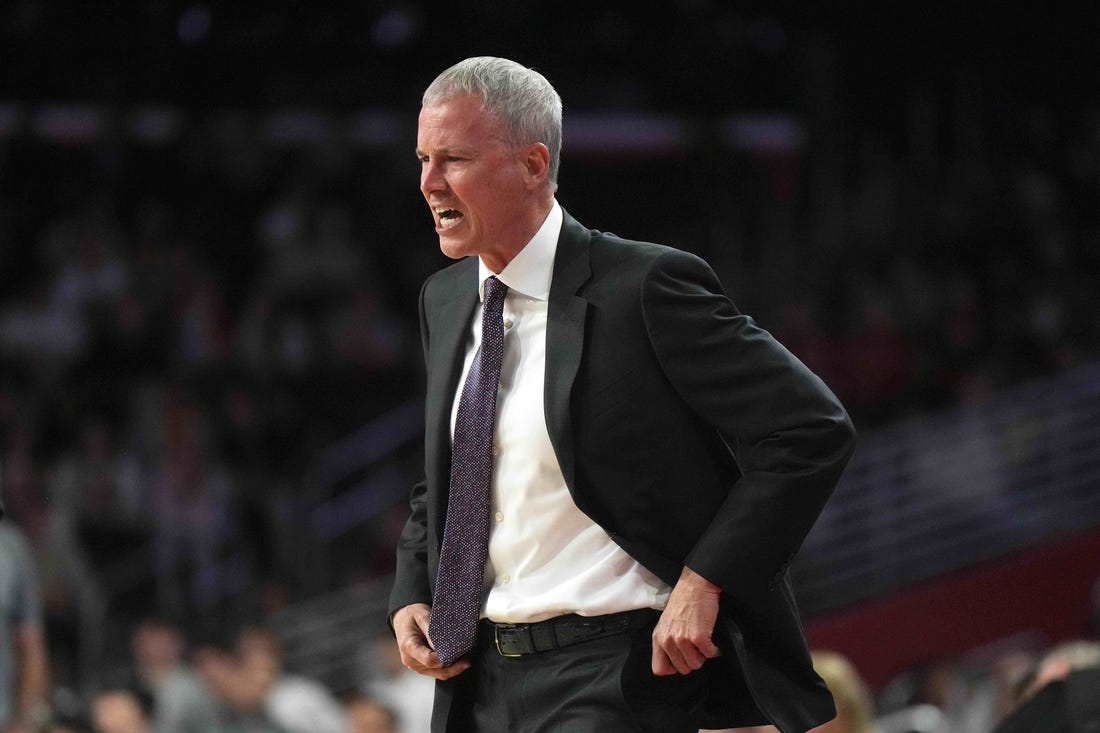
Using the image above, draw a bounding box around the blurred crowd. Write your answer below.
[718,639,1100,733]
[4,582,1098,733]
[0,136,425,688]
[2,3,1100,732]
[2,603,433,732]
[2,106,1098,728]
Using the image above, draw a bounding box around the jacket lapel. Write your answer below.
[424,259,479,534]
[545,212,592,493]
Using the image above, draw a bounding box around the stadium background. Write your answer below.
[1,2,1098,730]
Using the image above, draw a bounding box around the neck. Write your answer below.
[482,195,554,273]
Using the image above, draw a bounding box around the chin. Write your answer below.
[439,237,476,261]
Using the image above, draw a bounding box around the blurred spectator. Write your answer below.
[811,651,875,733]
[190,639,277,732]
[343,692,398,733]
[322,287,406,372]
[359,632,431,733]
[151,391,237,612]
[129,618,217,733]
[47,219,128,319]
[907,657,983,733]
[1015,639,1100,705]
[0,286,89,368]
[993,666,1100,733]
[703,652,873,733]
[89,687,151,733]
[50,419,146,523]
[838,293,914,426]
[234,624,346,733]
[0,518,51,733]
[0,424,47,548]
[985,650,1041,730]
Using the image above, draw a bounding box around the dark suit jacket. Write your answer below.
[390,211,856,733]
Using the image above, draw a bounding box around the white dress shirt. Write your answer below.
[450,200,671,623]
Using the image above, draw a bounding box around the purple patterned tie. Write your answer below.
[429,275,508,666]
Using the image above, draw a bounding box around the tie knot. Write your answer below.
[483,276,508,313]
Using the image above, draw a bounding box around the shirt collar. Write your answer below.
[478,200,562,302]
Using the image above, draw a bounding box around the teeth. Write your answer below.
[434,207,462,229]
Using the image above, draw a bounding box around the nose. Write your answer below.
[420,159,445,198]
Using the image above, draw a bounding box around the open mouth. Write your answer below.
[435,207,463,230]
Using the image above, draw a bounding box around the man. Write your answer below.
[234,624,347,733]
[129,617,219,733]
[389,57,856,733]
[0,512,51,733]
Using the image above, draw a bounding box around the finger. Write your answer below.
[669,647,693,675]
[651,643,677,676]
[399,635,439,670]
[698,636,722,659]
[652,629,689,675]
[659,635,716,674]
[437,659,472,679]
[423,626,437,652]
[676,642,708,672]
[417,658,471,680]
[658,639,694,675]
[404,646,468,680]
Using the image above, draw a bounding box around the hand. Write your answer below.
[392,603,472,680]
[651,567,722,676]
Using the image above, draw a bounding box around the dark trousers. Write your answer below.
[440,610,705,733]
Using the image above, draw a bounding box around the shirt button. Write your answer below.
[495,511,504,522]
[491,444,500,456]
[503,318,514,329]
[502,574,511,584]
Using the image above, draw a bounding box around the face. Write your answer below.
[132,625,181,671]
[92,692,150,733]
[346,699,397,733]
[417,94,548,272]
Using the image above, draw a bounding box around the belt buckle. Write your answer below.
[493,623,523,657]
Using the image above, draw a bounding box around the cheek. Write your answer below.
[473,175,519,213]
[455,185,490,220]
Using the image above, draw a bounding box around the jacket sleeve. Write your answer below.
[388,475,433,619]
[387,278,437,619]
[640,248,856,596]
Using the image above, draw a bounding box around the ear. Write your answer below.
[521,142,551,189]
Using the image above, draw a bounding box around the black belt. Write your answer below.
[480,610,650,657]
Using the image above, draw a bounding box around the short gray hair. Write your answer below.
[423,56,563,189]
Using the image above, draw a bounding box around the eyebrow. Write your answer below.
[415,145,479,158]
